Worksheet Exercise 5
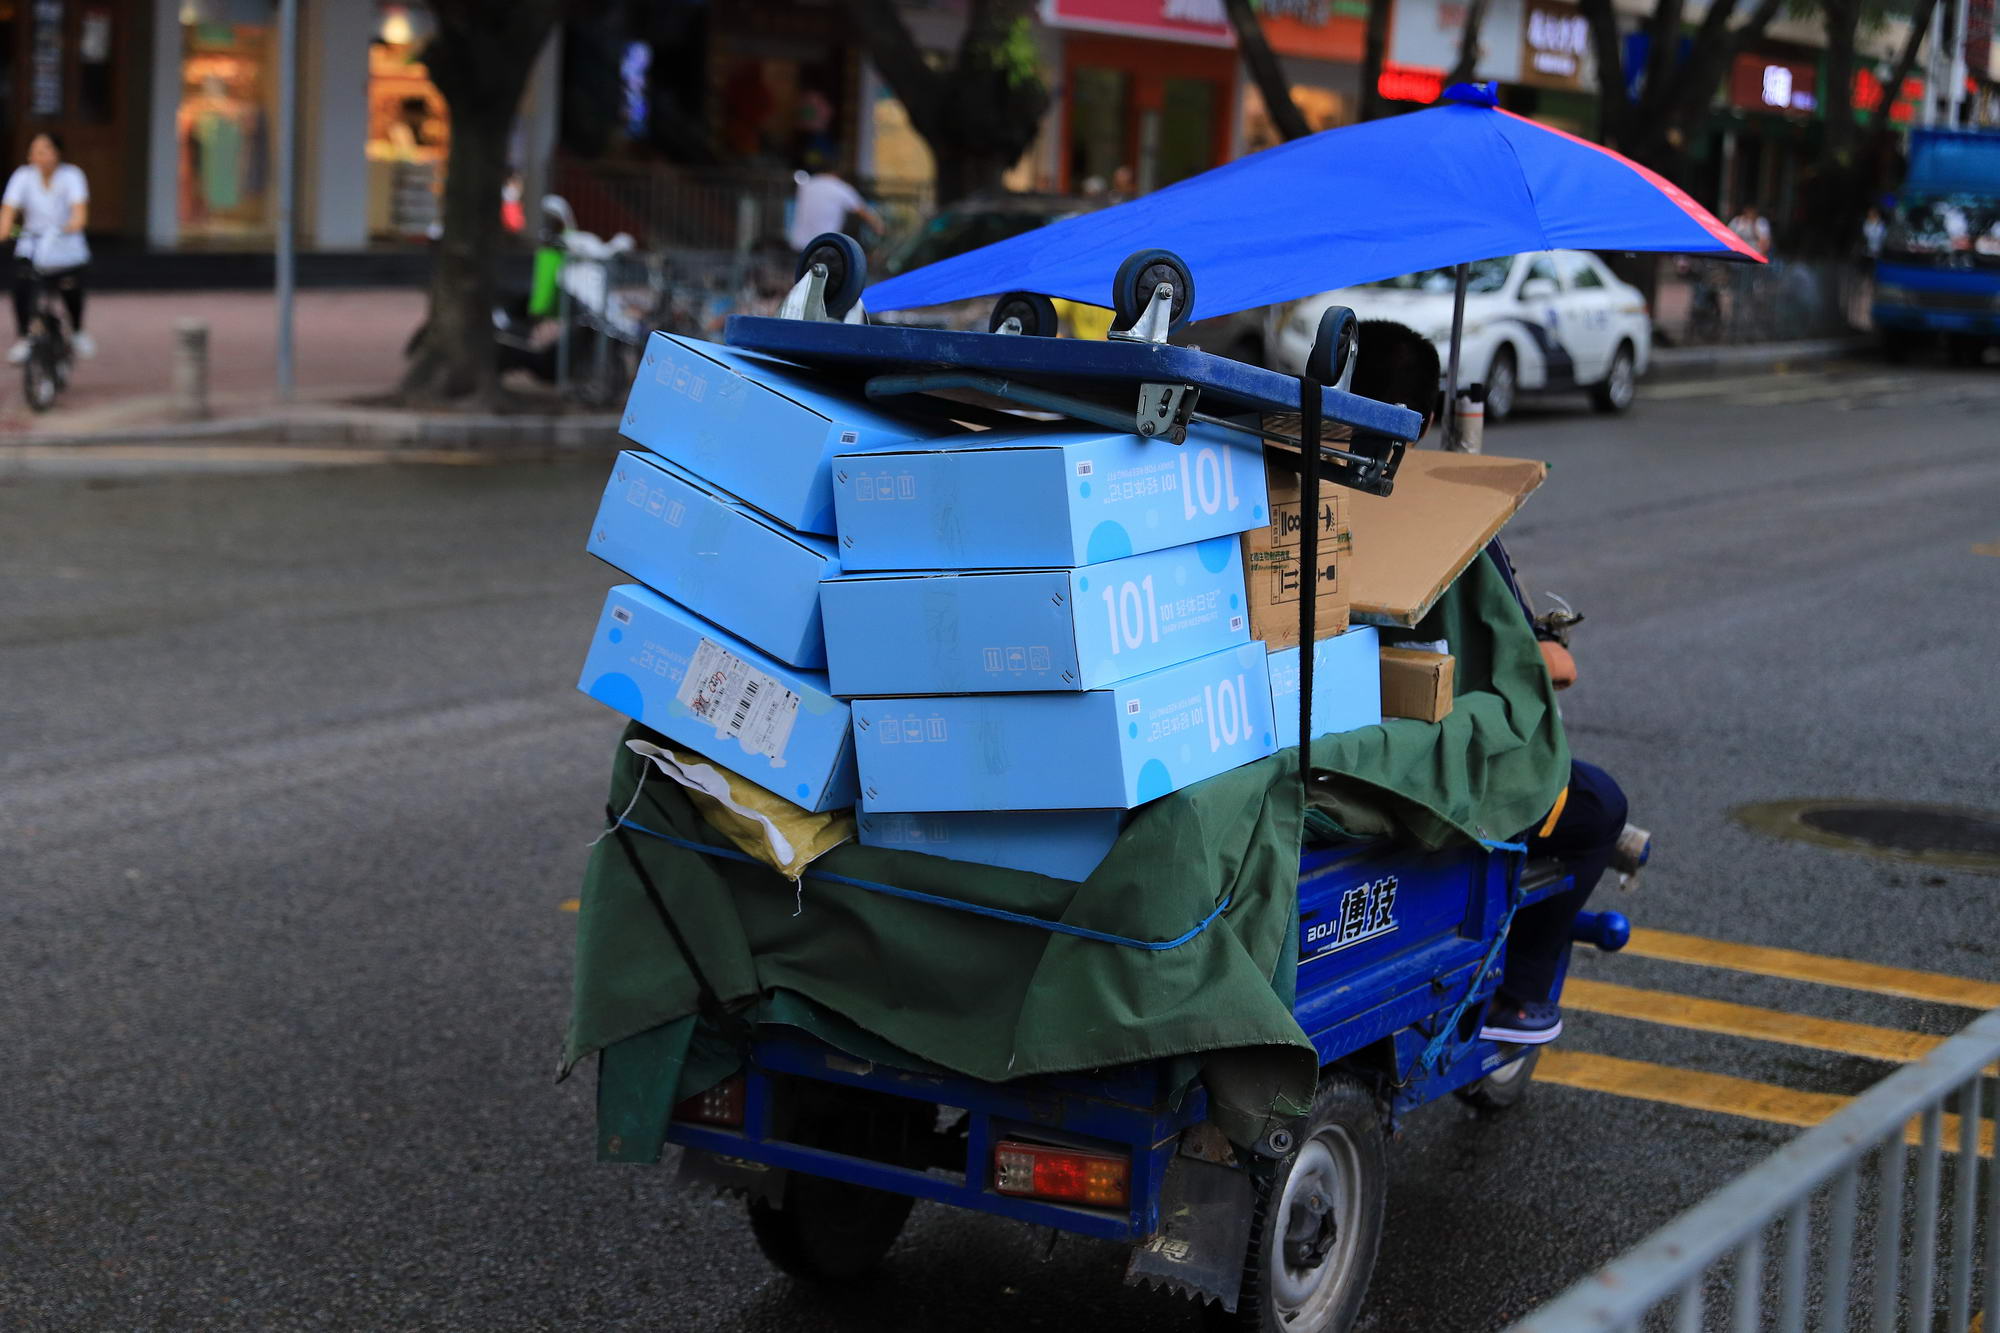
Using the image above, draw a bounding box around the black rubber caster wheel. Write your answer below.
[1112,248,1195,334]
[1307,306,1358,386]
[796,231,867,320]
[989,291,1060,336]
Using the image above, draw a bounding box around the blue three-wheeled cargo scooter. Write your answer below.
[634,236,1638,1333]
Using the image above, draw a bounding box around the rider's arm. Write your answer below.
[65,198,85,233]
[0,204,15,240]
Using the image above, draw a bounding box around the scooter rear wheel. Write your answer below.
[1209,1074,1385,1333]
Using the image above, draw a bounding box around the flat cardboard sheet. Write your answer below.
[1343,450,1548,627]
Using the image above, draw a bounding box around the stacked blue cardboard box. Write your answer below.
[579,331,1384,883]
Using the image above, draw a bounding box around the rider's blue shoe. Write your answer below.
[1479,998,1563,1045]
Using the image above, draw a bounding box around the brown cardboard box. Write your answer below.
[1379,647,1455,722]
[1344,451,1548,627]
[1241,440,1352,651]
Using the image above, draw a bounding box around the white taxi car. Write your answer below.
[1265,251,1651,421]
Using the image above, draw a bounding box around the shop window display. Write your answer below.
[177,24,276,241]
[367,4,449,241]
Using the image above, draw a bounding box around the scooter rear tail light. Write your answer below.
[992,1140,1130,1208]
[672,1076,746,1126]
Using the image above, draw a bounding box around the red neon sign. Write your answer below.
[1378,63,1445,104]
[1853,69,1923,123]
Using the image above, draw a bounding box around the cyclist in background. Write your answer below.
[0,131,93,365]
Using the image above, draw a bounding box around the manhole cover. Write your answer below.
[1735,800,2000,875]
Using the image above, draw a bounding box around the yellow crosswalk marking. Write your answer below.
[1537,1050,1994,1157]
[1975,542,2000,558]
[1622,929,2000,1010]
[559,898,580,913]
[1562,978,1945,1064]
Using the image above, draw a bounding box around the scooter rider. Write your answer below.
[1344,320,1629,1046]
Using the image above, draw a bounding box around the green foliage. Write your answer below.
[994,16,1043,90]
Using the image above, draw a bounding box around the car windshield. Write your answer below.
[878,210,1063,278]
[1884,191,2000,267]
[1363,258,1513,294]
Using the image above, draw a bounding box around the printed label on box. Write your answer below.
[678,638,801,761]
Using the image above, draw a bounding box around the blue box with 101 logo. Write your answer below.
[619,332,944,536]
[577,584,857,813]
[830,422,1267,570]
[818,536,1249,696]
[589,450,838,669]
[849,642,1276,812]
[855,809,1127,882]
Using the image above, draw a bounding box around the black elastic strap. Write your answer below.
[1296,376,1321,795]
[605,804,752,1044]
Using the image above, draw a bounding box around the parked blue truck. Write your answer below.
[1874,127,2000,361]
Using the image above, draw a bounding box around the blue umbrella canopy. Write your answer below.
[864,85,1761,322]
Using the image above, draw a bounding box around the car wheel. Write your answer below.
[1590,342,1636,413]
[1483,346,1518,424]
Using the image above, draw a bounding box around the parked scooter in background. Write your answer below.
[405,195,662,404]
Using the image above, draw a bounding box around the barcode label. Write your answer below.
[677,639,801,761]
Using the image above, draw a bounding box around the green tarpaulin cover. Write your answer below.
[564,553,1567,1154]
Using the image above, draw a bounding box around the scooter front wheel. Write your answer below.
[1454,1046,1541,1113]
[23,341,60,412]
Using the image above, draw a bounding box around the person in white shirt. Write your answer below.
[785,168,883,254]
[0,132,93,364]
[1727,203,1773,257]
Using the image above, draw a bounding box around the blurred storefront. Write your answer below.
[1383,0,1598,125]
[1042,0,1238,194]
[0,0,561,257]
[1240,0,1366,151]
[0,0,149,240]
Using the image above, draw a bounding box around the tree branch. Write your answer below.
[1359,0,1393,120]
[1867,0,1941,160]
[1447,0,1492,87]
[1577,0,1631,145]
[842,0,946,138]
[1226,0,1313,140]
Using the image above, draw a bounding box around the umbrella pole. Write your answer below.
[1443,262,1468,451]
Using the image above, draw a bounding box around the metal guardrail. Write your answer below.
[1509,1005,2000,1333]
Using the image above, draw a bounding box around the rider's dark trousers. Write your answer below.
[1502,759,1628,1004]
[13,260,84,337]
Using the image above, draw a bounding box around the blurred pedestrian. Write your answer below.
[1728,203,1773,257]
[0,131,92,363]
[785,166,883,254]
[1861,205,1886,259]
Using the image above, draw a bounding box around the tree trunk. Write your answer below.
[1866,0,1940,165]
[1447,0,1492,88]
[1225,0,1313,141]
[845,0,1049,206]
[399,0,560,407]
[1577,0,1631,146]
[406,110,513,403]
[1359,0,1393,120]
[935,149,1019,202]
[1820,0,1860,165]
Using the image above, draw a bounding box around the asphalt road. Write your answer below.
[4,360,1999,1332]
